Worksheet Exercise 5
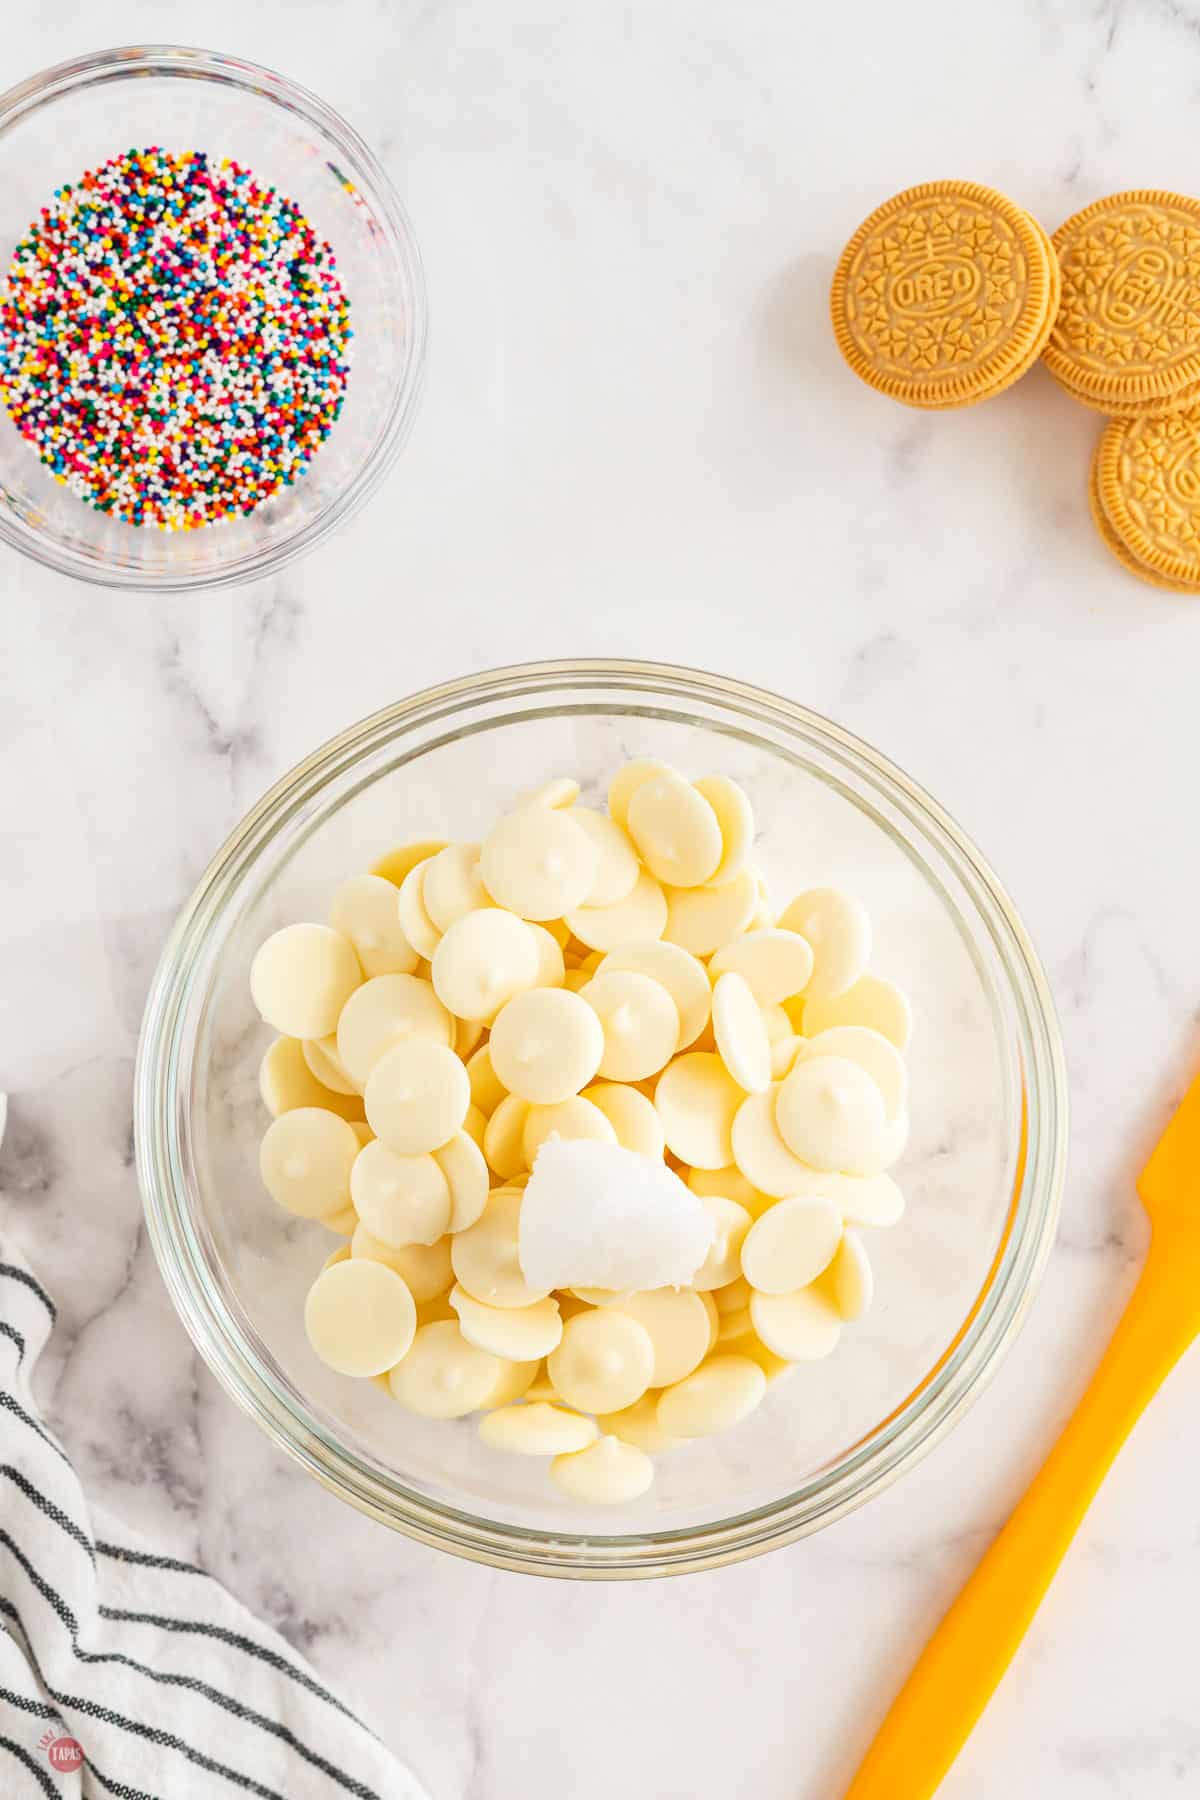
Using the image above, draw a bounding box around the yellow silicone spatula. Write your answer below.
[844,1066,1200,1800]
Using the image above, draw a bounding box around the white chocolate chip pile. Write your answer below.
[249,760,913,1508]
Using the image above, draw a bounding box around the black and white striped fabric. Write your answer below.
[0,1241,426,1800]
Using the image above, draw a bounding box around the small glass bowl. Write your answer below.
[0,45,426,590]
[135,661,1067,1578]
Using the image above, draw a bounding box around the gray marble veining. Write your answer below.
[3,2,1200,1796]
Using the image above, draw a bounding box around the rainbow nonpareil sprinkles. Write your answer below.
[0,147,353,530]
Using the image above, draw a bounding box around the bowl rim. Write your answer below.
[0,42,427,592]
[135,658,1068,1578]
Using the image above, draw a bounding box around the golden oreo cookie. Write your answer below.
[913,216,1062,409]
[1045,191,1200,413]
[831,181,1058,408]
[1093,410,1200,591]
[1086,441,1198,590]
[1056,366,1200,418]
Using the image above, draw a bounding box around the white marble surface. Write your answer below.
[3,1,1200,1795]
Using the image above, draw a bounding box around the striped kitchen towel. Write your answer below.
[0,1216,426,1794]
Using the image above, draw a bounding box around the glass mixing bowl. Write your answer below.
[0,45,425,590]
[135,661,1067,1578]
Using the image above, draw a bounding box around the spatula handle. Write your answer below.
[843,1242,1197,1800]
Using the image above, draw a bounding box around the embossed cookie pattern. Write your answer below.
[1045,192,1200,409]
[831,181,1057,408]
[1095,408,1200,588]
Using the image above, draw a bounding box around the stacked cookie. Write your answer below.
[830,181,1061,411]
[832,182,1200,594]
[1045,192,1200,594]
